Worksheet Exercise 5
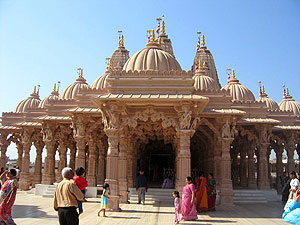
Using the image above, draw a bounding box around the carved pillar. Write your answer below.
[57,140,67,182]
[176,129,193,192]
[32,137,44,187]
[97,140,105,185]
[286,139,296,174]
[213,137,221,187]
[118,132,128,203]
[69,143,76,170]
[87,134,97,186]
[16,141,23,169]
[127,140,134,188]
[19,129,33,190]
[73,117,87,169]
[257,143,270,189]
[0,133,10,169]
[247,142,257,189]
[105,128,120,211]
[240,150,247,188]
[275,144,284,193]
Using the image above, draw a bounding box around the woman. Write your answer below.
[207,173,217,211]
[195,175,208,212]
[181,176,197,221]
[0,169,18,225]
[284,171,299,211]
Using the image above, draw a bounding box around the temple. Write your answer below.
[1,19,300,210]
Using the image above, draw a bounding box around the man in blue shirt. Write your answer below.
[283,189,300,224]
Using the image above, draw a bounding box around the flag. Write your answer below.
[157,22,160,35]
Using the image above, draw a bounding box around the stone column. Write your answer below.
[87,135,97,186]
[32,140,44,187]
[69,143,76,170]
[240,150,248,187]
[16,141,23,169]
[0,133,10,169]
[176,129,193,192]
[41,141,56,184]
[275,144,284,193]
[105,128,120,211]
[127,140,134,188]
[219,137,234,205]
[247,143,257,189]
[286,146,296,174]
[213,139,221,187]
[57,140,67,182]
[257,143,270,189]
[97,140,105,185]
[73,117,87,169]
[118,132,128,203]
[19,129,33,190]
[75,138,86,169]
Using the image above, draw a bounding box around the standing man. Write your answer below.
[136,170,147,205]
[14,166,20,182]
[54,167,84,225]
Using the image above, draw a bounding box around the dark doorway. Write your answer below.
[137,140,175,187]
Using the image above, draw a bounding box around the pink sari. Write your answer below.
[181,183,198,221]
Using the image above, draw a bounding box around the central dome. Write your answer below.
[123,42,181,72]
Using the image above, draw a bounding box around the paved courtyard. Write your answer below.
[12,191,287,225]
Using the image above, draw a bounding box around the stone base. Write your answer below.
[32,174,42,188]
[19,181,30,190]
[41,174,56,185]
[108,195,121,211]
[86,186,98,198]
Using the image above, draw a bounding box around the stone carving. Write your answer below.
[180,110,192,130]
[221,120,236,139]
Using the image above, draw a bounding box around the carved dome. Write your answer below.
[91,73,109,90]
[59,76,90,100]
[123,42,181,72]
[15,90,41,113]
[39,90,59,108]
[193,71,219,91]
[222,77,255,102]
[256,92,279,111]
[279,92,300,115]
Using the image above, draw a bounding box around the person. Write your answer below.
[173,191,181,224]
[13,166,20,182]
[54,167,85,225]
[0,168,5,189]
[195,174,208,212]
[73,167,88,215]
[0,169,18,225]
[282,172,291,205]
[181,176,197,221]
[98,183,110,217]
[162,176,174,189]
[284,171,299,211]
[282,189,300,224]
[136,170,147,204]
[207,173,217,211]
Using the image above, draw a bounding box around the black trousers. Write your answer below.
[58,207,79,225]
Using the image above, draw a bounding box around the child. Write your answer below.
[73,167,88,215]
[173,191,181,224]
[98,183,110,217]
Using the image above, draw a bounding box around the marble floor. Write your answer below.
[12,191,287,225]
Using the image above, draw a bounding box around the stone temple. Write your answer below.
[0,20,299,210]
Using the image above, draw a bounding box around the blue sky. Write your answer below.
[0,0,300,161]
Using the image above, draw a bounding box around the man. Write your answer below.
[0,169,18,225]
[136,170,147,205]
[54,167,84,225]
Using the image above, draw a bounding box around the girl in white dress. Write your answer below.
[284,171,299,211]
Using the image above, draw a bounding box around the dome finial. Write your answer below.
[106,57,112,71]
[227,68,232,84]
[201,35,206,47]
[147,30,152,43]
[232,69,236,79]
[283,84,286,97]
[37,85,40,96]
[57,81,61,93]
[33,86,36,94]
[156,17,162,35]
[151,30,155,41]
[259,81,262,96]
[118,30,124,47]
[286,87,290,96]
[262,85,265,94]
[53,83,56,92]
[161,15,165,34]
[77,67,83,78]
[197,31,201,51]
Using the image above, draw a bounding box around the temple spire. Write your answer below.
[118,30,124,47]
[156,17,162,35]
[201,35,206,47]
[77,67,83,78]
[161,15,165,34]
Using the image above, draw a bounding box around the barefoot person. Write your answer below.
[54,167,84,225]
[73,167,88,215]
[181,176,197,221]
[173,191,181,224]
[98,183,110,217]
[0,169,18,225]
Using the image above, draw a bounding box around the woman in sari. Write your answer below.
[196,175,208,212]
[0,169,18,225]
[181,176,197,221]
[207,173,217,211]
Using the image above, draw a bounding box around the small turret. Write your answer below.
[111,30,130,71]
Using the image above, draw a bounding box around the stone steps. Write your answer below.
[233,189,277,203]
[128,188,175,204]
[42,185,56,198]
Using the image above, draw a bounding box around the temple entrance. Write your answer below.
[137,140,175,187]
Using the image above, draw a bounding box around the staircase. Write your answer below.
[128,188,175,204]
[233,189,278,203]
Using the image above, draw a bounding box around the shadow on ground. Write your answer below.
[12,205,57,219]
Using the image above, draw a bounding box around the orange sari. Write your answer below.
[196,177,208,212]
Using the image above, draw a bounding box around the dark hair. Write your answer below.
[209,173,214,177]
[75,167,85,176]
[10,169,17,177]
[290,171,297,178]
[186,176,192,182]
[103,183,110,189]
[173,191,180,198]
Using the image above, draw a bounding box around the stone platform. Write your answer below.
[12,191,287,225]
